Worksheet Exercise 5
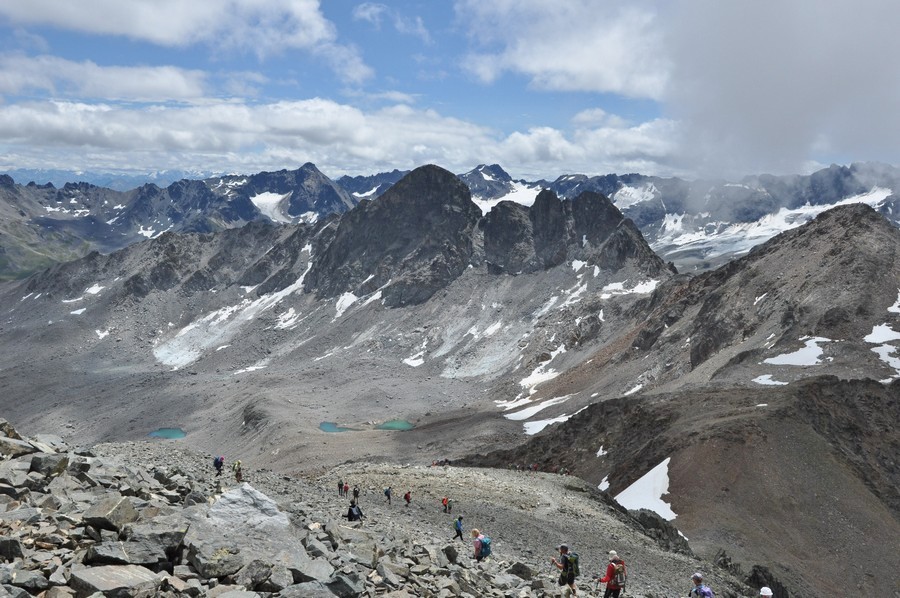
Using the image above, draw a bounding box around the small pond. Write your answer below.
[375,419,415,431]
[319,422,356,433]
[148,427,186,439]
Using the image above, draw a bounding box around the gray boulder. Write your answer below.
[83,496,139,532]
[0,438,35,459]
[68,564,158,597]
[84,541,166,567]
[186,540,243,579]
[278,581,334,597]
[30,453,69,478]
[327,572,365,597]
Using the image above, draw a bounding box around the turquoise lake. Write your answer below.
[148,427,186,439]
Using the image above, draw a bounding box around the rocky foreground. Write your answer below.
[1,419,771,597]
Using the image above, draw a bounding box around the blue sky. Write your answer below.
[0,1,898,181]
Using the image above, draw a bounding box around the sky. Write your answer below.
[0,0,898,181]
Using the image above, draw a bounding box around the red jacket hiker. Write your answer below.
[600,556,626,589]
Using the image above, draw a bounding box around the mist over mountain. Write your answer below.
[2,164,900,596]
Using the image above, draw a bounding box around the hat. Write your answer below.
[692,572,703,581]
[759,588,773,597]
[608,550,618,558]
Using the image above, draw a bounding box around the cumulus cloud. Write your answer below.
[0,0,371,84]
[665,0,900,176]
[0,54,208,101]
[454,0,668,99]
[0,97,682,179]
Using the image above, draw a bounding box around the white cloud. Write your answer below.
[354,2,431,44]
[0,0,372,84]
[455,0,668,98]
[0,54,208,101]
[0,94,686,180]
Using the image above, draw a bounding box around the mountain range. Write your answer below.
[3,161,900,281]
[1,163,899,596]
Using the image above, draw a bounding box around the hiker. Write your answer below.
[441,496,449,512]
[346,499,364,522]
[452,515,464,541]
[446,497,453,513]
[384,486,392,504]
[597,550,626,598]
[343,481,349,497]
[404,490,411,507]
[352,485,360,502]
[213,455,224,477]
[551,544,578,597]
[338,479,344,496]
[759,588,773,597]
[471,528,491,562]
[688,572,715,597]
[232,459,243,483]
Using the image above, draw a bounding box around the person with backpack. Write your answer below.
[343,481,350,497]
[452,515,464,541]
[346,499,364,522]
[688,572,715,597]
[404,490,411,507]
[597,550,626,598]
[441,496,449,512]
[384,486,392,505]
[338,479,344,497]
[213,455,224,477]
[446,497,453,513]
[470,528,491,562]
[232,459,243,483]
[352,485,360,502]
[551,544,579,597]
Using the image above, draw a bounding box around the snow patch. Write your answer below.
[614,457,677,520]
[763,337,832,366]
[600,280,659,299]
[598,476,610,491]
[334,292,358,319]
[95,330,109,339]
[596,445,608,457]
[250,192,292,224]
[505,394,571,421]
[752,375,788,386]
[70,308,86,315]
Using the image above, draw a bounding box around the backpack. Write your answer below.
[613,561,626,586]
[566,552,580,577]
[479,536,492,558]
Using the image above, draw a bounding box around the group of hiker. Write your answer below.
[212,455,242,483]
[214,460,775,597]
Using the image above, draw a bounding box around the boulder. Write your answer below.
[207,484,288,530]
[507,561,534,580]
[278,581,334,597]
[327,572,365,597]
[186,540,243,579]
[84,541,166,567]
[31,434,68,453]
[0,419,22,440]
[0,438,35,459]
[0,539,25,561]
[68,564,158,597]
[44,587,77,598]
[234,559,271,590]
[7,569,48,593]
[83,496,139,532]
[290,557,334,584]
[30,454,70,478]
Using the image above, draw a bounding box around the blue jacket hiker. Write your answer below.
[453,515,464,541]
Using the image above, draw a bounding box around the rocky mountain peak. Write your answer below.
[305,164,482,306]
[484,188,671,276]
